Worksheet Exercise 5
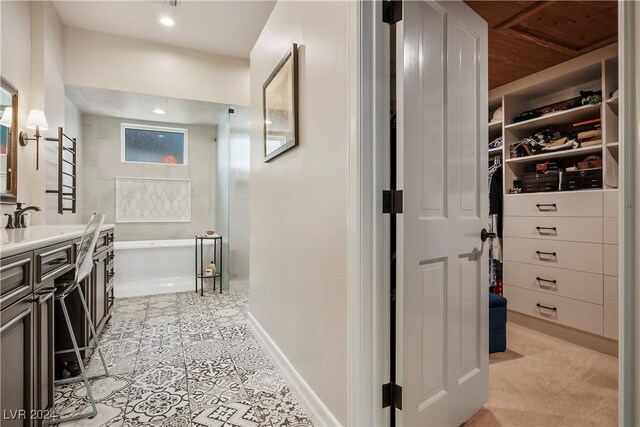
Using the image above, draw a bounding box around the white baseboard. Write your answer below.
[247,312,342,427]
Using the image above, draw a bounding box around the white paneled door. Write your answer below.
[396,1,488,425]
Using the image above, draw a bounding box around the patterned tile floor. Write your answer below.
[50,288,314,427]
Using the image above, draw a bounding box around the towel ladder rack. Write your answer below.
[45,127,77,215]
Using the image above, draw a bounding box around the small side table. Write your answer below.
[195,234,223,296]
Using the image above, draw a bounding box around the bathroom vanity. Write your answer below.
[0,224,115,426]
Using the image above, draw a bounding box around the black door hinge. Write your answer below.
[382,0,403,25]
[383,190,403,214]
[382,382,403,409]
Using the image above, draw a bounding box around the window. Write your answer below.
[121,123,188,165]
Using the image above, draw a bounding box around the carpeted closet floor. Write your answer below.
[467,322,618,427]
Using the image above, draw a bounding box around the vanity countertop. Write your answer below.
[1,224,115,258]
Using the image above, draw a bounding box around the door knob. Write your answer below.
[481,228,496,242]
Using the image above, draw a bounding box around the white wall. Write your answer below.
[249,1,350,424]
[0,0,32,209]
[1,0,82,225]
[64,26,250,107]
[38,1,82,225]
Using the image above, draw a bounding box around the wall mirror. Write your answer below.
[0,77,18,204]
[263,43,299,162]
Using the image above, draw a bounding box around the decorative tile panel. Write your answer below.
[116,177,191,223]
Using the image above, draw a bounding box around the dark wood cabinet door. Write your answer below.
[33,284,55,416]
[0,296,33,427]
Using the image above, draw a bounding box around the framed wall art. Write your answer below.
[263,43,299,162]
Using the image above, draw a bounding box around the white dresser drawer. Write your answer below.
[503,237,603,274]
[504,261,603,304]
[604,190,619,218]
[604,244,619,276]
[604,306,618,340]
[505,285,604,335]
[604,217,618,245]
[504,191,603,217]
[604,275,618,308]
[503,216,602,243]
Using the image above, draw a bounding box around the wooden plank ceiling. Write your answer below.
[464,1,617,89]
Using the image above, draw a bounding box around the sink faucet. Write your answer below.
[13,203,41,228]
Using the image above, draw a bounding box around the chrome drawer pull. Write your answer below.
[536,250,557,258]
[536,303,557,312]
[536,203,557,211]
[536,226,557,233]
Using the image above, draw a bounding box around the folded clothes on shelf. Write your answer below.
[580,139,602,147]
[570,119,602,147]
[577,129,602,140]
[540,137,579,152]
[509,127,579,157]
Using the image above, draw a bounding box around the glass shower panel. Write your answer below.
[228,107,251,288]
[215,111,230,290]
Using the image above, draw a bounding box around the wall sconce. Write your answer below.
[19,109,49,170]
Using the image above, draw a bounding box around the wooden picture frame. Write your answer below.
[263,43,299,162]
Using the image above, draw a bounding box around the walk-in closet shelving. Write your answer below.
[490,44,620,351]
[488,44,619,197]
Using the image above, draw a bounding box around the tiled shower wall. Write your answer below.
[81,114,217,241]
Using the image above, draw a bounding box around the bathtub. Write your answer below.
[114,239,215,298]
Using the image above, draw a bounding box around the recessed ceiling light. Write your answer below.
[160,16,174,27]
[153,108,166,115]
